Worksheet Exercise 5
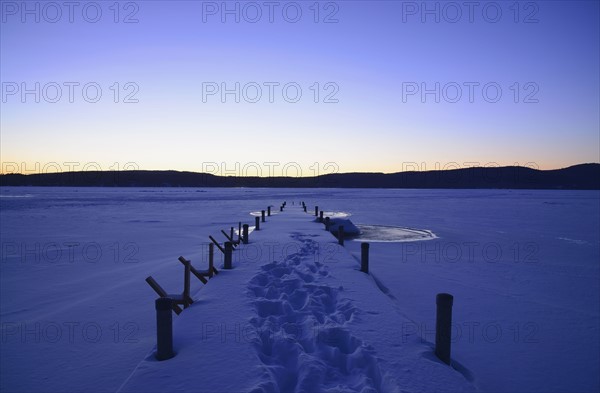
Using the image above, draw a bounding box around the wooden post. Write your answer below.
[238,222,242,244]
[325,216,330,231]
[267,206,271,216]
[178,256,207,284]
[319,210,324,222]
[280,205,283,212]
[242,224,249,244]
[145,276,183,314]
[145,276,166,296]
[209,236,225,254]
[338,225,344,246]
[435,293,454,365]
[155,297,175,360]
[304,205,307,212]
[221,229,235,244]
[315,206,318,216]
[255,216,260,230]
[361,242,369,273]
[261,210,266,222]
[224,242,233,269]
[208,243,214,277]
[183,259,191,308]
[230,227,235,245]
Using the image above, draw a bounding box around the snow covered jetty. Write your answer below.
[120,203,473,393]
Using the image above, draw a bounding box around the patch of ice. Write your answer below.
[250,211,279,216]
[322,211,351,218]
[354,225,437,243]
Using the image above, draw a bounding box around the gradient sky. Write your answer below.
[1,0,599,176]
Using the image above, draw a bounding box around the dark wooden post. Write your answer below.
[221,229,234,244]
[361,242,369,273]
[261,210,266,222]
[303,206,307,212]
[238,222,242,243]
[224,242,233,269]
[315,206,318,216]
[338,225,344,246]
[183,259,191,308]
[208,243,214,278]
[242,224,249,244]
[319,210,324,222]
[255,216,260,230]
[280,205,283,212]
[267,206,271,216]
[145,277,183,314]
[155,297,175,361]
[178,256,206,284]
[209,236,225,254]
[435,293,454,365]
[325,216,330,231]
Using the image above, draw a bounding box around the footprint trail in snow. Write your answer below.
[247,233,386,393]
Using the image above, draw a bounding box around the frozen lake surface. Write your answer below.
[1,187,598,392]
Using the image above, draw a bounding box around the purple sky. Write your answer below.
[1,1,599,176]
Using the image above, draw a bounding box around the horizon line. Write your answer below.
[1,163,598,178]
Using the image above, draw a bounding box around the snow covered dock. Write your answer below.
[119,205,474,393]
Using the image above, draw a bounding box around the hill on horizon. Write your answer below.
[1,163,599,190]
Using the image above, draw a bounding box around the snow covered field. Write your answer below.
[1,187,598,393]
